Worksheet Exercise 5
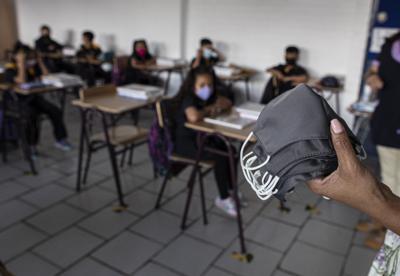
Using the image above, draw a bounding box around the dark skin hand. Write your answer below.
[308,119,400,235]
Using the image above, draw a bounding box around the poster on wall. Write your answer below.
[370,27,400,53]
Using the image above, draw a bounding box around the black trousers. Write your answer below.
[77,63,110,87]
[175,138,236,199]
[21,95,67,146]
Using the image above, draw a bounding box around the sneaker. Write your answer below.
[54,140,72,152]
[30,146,38,160]
[215,196,237,217]
[229,190,248,208]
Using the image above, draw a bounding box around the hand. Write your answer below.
[269,69,284,81]
[307,119,384,213]
[366,74,384,92]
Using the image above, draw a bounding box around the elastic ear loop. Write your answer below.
[240,132,280,200]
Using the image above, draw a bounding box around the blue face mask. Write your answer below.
[196,85,212,101]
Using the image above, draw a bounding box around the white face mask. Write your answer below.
[240,131,280,201]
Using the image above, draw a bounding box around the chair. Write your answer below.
[77,85,148,190]
[153,95,214,228]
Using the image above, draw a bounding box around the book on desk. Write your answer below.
[214,65,241,78]
[42,73,84,88]
[117,83,163,100]
[204,102,265,130]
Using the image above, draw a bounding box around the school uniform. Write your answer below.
[76,44,109,86]
[4,62,67,146]
[190,56,220,68]
[175,89,235,199]
[261,63,308,104]
[35,36,64,73]
[124,52,159,85]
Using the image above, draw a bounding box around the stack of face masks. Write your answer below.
[240,84,366,201]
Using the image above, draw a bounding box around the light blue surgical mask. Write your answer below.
[203,48,217,59]
[196,85,212,101]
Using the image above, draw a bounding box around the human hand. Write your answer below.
[307,119,384,213]
[366,74,384,92]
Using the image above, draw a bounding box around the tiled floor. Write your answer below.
[0,96,378,276]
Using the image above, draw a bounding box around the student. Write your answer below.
[191,38,225,69]
[4,42,71,155]
[76,31,109,86]
[175,66,238,217]
[34,25,63,73]
[260,46,309,104]
[124,39,159,85]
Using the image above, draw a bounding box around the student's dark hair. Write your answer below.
[132,39,149,53]
[12,41,32,54]
[200,38,213,46]
[41,25,50,32]
[285,45,300,54]
[176,65,217,101]
[82,31,95,41]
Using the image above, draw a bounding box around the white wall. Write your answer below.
[15,0,373,123]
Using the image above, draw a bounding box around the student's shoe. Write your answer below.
[229,190,248,208]
[54,140,72,152]
[30,146,39,160]
[215,196,237,217]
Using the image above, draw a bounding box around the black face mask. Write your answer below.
[285,58,297,65]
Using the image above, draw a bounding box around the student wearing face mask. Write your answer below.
[191,38,225,69]
[34,25,63,73]
[76,31,110,86]
[124,39,160,85]
[175,66,239,217]
[4,42,72,156]
[260,46,309,104]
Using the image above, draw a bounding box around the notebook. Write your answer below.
[236,102,265,120]
[117,84,163,100]
[214,66,240,78]
[351,101,378,113]
[204,112,255,130]
[42,73,84,88]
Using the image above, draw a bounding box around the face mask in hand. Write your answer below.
[240,84,366,201]
[196,85,212,101]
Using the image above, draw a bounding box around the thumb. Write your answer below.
[330,119,359,169]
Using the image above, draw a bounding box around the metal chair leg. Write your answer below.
[82,144,92,185]
[181,165,198,230]
[127,144,135,166]
[76,110,87,191]
[155,168,171,209]
[199,171,208,225]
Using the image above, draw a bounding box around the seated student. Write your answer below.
[4,42,71,154]
[76,31,109,86]
[191,38,225,69]
[260,46,309,104]
[124,39,159,85]
[34,25,63,73]
[175,66,238,217]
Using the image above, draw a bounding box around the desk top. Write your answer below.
[0,83,78,95]
[185,120,255,142]
[132,63,187,72]
[72,85,157,114]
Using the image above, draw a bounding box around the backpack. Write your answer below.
[0,110,18,142]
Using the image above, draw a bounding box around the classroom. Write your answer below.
[0,0,399,275]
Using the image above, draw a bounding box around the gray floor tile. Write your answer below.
[187,213,239,248]
[245,217,299,252]
[59,258,123,276]
[285,184,321,205]
[0,180,30,203]
[92,231,161,274]
[79,207,138,239]
[67,186,115,212]
[281,242,344,276]
[215,240,282,276]
[161,193,212,221]
[58,172,107,189]
[21,184,74,208]
[98,172,148,195]
[273,270,293,276]
[124,189,158,216]
[313,200,361,229]
[142,176,186,199]
[16,169,65,188]
[6,252,60,276]
[0,223,47,261]
[204,267,234,276]
[130,210,181,244]
[298,219,353,255]
[352,231,369,247]
[0,199,38,230]
[27,203,87,234]
[261,199,310,227]
[0,165,22,181]
[49,157,80,174]
[33,227,103,268]
[134,263,181,276]
[155,235,221,276]
[211,199,264,225]
[129,161,156,180]
[344,246,376,276]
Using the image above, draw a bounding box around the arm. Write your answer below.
[191,49,203,69]
[212,47,225,62]
[37,55,49,76]
[267,67,285,81]
[14,52,27,84]
[308,119,400,235]
[284,74,309,85]
[185,96,232,123]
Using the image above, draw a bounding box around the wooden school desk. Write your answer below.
[183,119,255,262]
[310,83,344,116]
[131,63,188,96]
[72,85,158,210]
[0,82,82,174]
[217,66,257,101]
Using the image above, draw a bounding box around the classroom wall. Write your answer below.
[15,0,373,123]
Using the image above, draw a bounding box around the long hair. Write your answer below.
[132,39,150,55]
